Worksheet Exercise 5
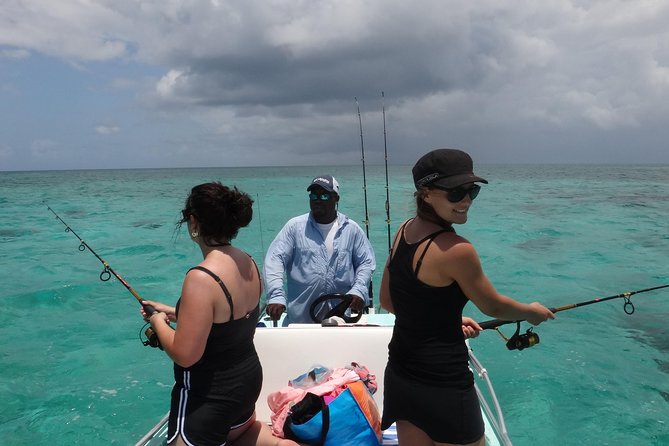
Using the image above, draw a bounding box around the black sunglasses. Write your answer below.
[309,192,332,201]
[435,184,481,203]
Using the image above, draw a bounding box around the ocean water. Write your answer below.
[0,164,668,445]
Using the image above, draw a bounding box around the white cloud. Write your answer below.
[0,48,30,59]
[0,1,131,61]
[155,69,191,102]
[95,125,121,135]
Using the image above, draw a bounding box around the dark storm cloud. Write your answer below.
[2,1,669,169]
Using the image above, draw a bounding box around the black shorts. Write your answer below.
[381,364,484,444]
[167,366,262,445]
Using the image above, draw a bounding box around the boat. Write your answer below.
[135,313,512,446]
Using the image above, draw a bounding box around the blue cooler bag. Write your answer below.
[284,382,381,446]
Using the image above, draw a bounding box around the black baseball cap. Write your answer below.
[412,148,488,189]
[307,175,340,194]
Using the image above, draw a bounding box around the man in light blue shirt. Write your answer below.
[263,175,376,325]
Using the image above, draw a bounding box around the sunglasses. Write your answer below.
[435,184,481,203]
[309,192,332,201]
[181,209,199,221]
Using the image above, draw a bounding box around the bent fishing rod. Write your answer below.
[479,284,669,351]
[355,97,374,311]
[45,203,162,348]
[381,91,392,254]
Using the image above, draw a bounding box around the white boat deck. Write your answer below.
[135,314,511,445]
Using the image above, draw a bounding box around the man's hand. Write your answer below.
[266,303,286,321]
[348,294,365,313]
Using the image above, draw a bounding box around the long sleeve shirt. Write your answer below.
[263,212,376,325]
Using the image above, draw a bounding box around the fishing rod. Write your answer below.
[381,91,391,254]
[45,203,162,348]
[355,97,371,239]
[479,284,669,351]
[355,97,374,311]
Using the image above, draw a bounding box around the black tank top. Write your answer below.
[173,264,261,395]
[387,221,473,387]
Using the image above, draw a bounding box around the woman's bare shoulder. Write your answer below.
[433,231,473,250]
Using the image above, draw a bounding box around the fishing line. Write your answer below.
[381,91,392,254]
[45,203,161,348]
[479,284,669,350]
[355,97,374,311]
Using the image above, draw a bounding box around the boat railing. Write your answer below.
[469,347,513,446]
[134,412,168,446]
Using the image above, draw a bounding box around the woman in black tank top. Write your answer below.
[380,149,555,446]
[140,182,298,446]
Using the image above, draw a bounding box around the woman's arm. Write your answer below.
[379,261,394,314]
[448,242,554,325]
[380,225,406,315]
[151,270,214,367]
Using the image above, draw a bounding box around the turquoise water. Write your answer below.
[1,165,668,445]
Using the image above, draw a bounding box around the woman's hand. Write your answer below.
[462,316,482,339]
[140,300,176,323]
[149,311,170,325]
[525,302,555,326]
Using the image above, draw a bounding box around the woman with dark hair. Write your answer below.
[380,149,555,446]
[141,182,297,446]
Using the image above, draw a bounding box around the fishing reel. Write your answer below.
[139,324,163,350]
[496,322,540,351]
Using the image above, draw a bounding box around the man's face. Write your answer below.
[309,186,338,223]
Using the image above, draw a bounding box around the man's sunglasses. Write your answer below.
[435,184,481,203]
[309,192,332,201]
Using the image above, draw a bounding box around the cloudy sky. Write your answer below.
[2,0,669,171]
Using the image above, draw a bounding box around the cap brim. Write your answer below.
[307,184,336,193]
[430,174,488,189]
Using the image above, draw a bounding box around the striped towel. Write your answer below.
[381,423,398,445]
